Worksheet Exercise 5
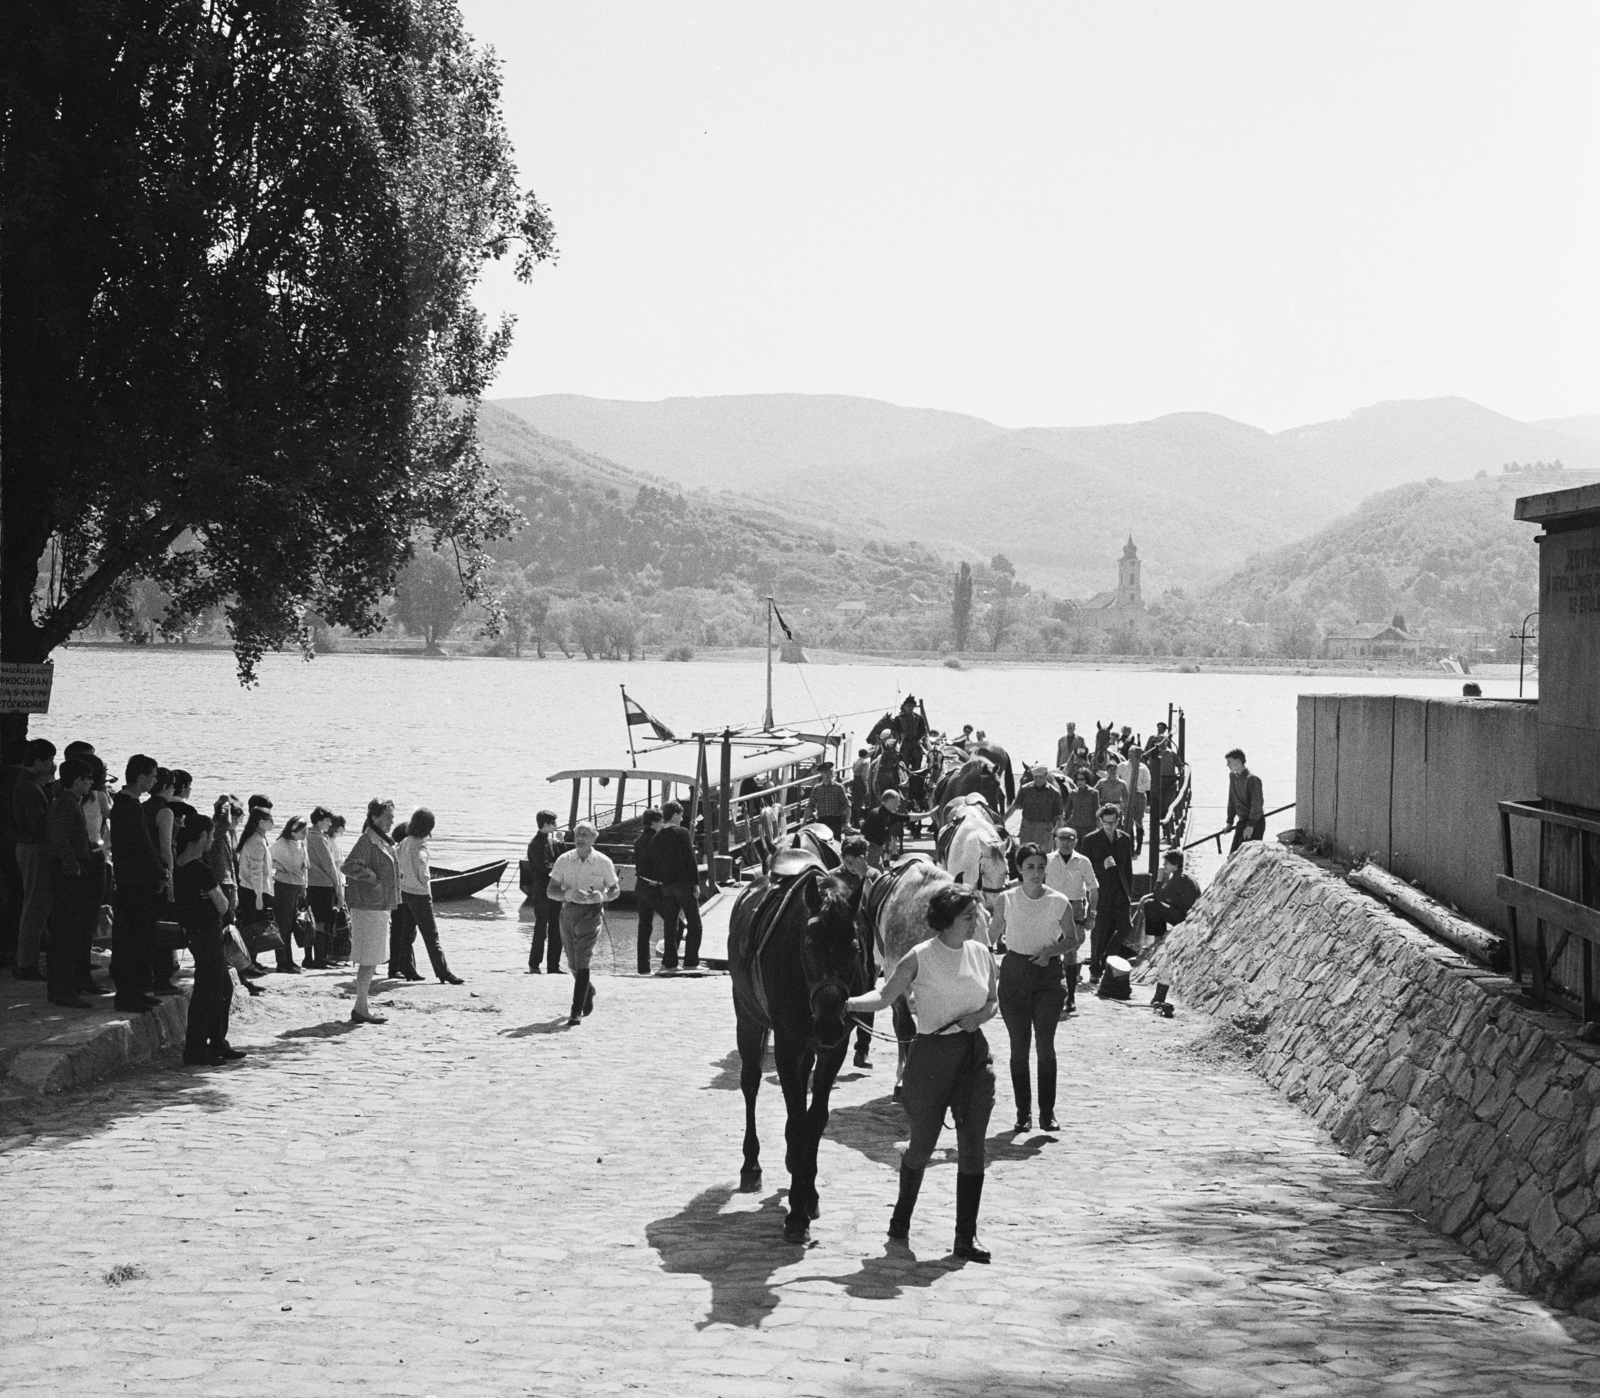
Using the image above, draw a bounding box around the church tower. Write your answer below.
[1117,536,1142,609]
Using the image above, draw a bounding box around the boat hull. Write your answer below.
[430,860,509,901]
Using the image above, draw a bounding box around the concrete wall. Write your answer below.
[1296,695,1539,940]
[1150,843,1600,1314]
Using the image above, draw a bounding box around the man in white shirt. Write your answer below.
[1044,826,1097,1011]
[548,821,619,1026]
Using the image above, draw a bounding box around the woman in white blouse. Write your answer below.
[270,816,310,972]
[235,805,276,972]
[991,843,1079,1134]
[396,808,462,985]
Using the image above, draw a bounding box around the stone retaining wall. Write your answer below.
[1149,841,1600,1314]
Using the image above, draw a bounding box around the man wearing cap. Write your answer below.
[1007,765,1065,850]
[804,760,850,840]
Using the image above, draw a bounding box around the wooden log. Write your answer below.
[1346,862,1508,970]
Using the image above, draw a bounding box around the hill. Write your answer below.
[471,403,1004,652]
[1201,465,1600,652]
[493,393,1600,599]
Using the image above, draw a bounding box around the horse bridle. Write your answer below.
[801,931,858,1046]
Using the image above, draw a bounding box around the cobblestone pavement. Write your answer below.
[4,905,1600,1397]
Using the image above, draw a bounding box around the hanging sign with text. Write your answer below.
[0,662,55,714]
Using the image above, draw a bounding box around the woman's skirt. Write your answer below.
[348,907,391,965]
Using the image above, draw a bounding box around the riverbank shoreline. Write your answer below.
[60,639,1522,683]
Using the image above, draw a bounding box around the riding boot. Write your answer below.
[953,1172,991,1263]
[888,1163,924,1240]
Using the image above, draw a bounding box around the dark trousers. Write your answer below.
[47,867,98,1001]
[901,1030,996,1173]
[660,880,702,969]
[528,880,560,971]
[635,880,663,975]
[998,953,1066,1121]
[816,815,844,840]
[387,900,415,974]
[184,949,233,1059]
[1089,900,1133,977]
[400,891,451,979]
[1229,820,1264,852]
[111,882,157,1003]
[304,884,336,964]
[272,880,304,970]
[855,936,879,1056]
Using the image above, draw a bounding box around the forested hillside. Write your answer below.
[1203,466,1597,652]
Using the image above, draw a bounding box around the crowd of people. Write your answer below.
[0,736,469,1063]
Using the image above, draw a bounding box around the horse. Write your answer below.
[784,822,842,871]
[860,854,993,1093]
[940,796,1012,910]
[932,755,1004,828]
[728,853,867,1242]
[1092,722,1115,770]
[973,740,1016,804]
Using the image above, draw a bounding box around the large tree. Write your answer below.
[1,0,555,745]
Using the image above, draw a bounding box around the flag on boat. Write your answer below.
[622,691,676,741]
[771,602,794,640]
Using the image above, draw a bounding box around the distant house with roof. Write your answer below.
[835,600,867,618]
[1324,614,1427,661]
[1078,537,1146,631]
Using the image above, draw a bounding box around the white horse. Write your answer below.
[940,795,1012,909]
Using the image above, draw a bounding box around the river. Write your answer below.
[37,647,1527,889]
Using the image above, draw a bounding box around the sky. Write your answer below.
[460,1,1599,432]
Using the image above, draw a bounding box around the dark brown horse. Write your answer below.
[932,755,1004,827]
[728,854,866,1242]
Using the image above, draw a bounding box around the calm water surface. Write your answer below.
[40,648,1526,887]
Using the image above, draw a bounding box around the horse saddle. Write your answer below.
[740,855,824,1023]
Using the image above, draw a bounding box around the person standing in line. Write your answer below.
[342,799,400,1024]
[991,844,1076,1133]
[1066,772,1100,841]
[849,749,871,827]
[208,794,261,995]
[632,808,665,977]
[1095,763,1128,826]
[1080,804,1134,982]
[845,884,998,1262]
[652,801,703,974]
[525,810,563,974]
[235,803,276,973]
[1044,825,1097,1013]
[271,815,310,972]
[109,755,162,1010]
[10,737,58,981]
[142,767,183,995]
[547,821,619,1026]
[1225,748,1265,851]
[325,814,350,963]
[45,759,98,1008]
[397,808,462,984]
[78,755,115,994]
[384,819,421,980]
[1007,766,1065,851]
[804,760,850,840]
[0,748,27,971]
[175,816,244,1066]
[304,807,342,969]
[837,835,880,1069]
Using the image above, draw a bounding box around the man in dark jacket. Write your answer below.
[11,738,58,979]
[632,808,665,976]
[1141,851,1201,941]
[1225,748,1265,851]
[525,811,563,973]
[46,759,98,1008]
[110,754,162,1010]
[652,801,703,973]
[1080,803,1134,980]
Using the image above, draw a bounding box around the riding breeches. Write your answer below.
[900,1030,995,1173]
[998,952,1065,1119]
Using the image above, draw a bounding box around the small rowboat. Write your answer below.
[430,860,508,902]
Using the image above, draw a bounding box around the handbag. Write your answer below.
[222,927,252,973]
[294,906,318,950]
[244,920,284,955]
[155,919,188,951]
[328,907,352,963]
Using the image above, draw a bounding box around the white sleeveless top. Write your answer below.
[1000,885,1071,955]
[909,936,993,1035]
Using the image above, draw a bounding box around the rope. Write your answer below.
[847,1011,910,1044]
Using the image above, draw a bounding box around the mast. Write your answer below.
[763,595,775,731]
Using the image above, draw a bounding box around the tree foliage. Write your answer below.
[393,549,466,649]
[2,1,556,706]
[951,562,974,650]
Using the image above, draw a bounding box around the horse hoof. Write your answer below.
[739,1168,762,1191]
[808,1202,820,1220]
[783,1215,810,1244]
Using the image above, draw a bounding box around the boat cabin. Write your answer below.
[547,726,847,895]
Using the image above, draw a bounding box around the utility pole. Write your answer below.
[1512,611,1539,698]
[763,596,775,730]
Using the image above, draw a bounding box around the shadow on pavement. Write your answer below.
[498,1016,573,1038]
[646,1183,798,1329]
[792,1240,962,1299]
[278,1020,363,1041]
[824,1097,1058,1172]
